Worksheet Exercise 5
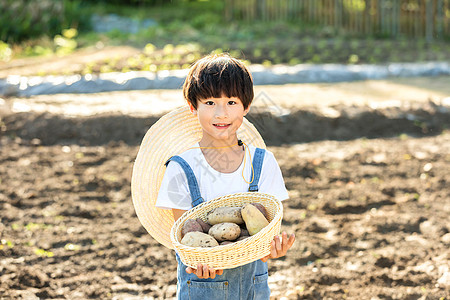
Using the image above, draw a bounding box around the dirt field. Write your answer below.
[1,76,450,299]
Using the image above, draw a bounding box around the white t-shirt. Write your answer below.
[156,143,289,210]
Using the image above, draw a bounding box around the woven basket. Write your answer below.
[170,192,283,270]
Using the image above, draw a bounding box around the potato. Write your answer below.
[241,204,269,236]
[180,232,219,247]
[236,236,250,242]
[220,241,234,246]
[239,228,249,237]
[181,219,203,237]
[208,222,241,242]
[206,207,244,225]
[195,218,212,233]
[251,203,268,220]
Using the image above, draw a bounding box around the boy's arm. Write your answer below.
[172,209,187,222]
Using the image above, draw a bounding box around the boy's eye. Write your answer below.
[203,100,238,105]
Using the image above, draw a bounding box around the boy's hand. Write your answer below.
[260,232,295,262]
[186,264,224,279]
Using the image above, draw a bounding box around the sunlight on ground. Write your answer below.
[2,77,449,117]
[254,77,450,110]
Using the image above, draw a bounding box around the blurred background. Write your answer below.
[0,1,449,299]
[1,0,450,73]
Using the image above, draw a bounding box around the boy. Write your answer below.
[155,53,295,298]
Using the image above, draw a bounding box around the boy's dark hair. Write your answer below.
[183,53,254,110]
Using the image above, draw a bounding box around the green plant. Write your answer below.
[1,239,14,248]
[34,248,54,257]
[348,54,359,64]
[0,0,90,44]
[0,41,12,61]
[190,12,220,30]
[343,0,366,12]
[311,54,322,63]
[55,28,78,56]
[288,58,302,65]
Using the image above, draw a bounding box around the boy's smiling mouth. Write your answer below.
[213,123,231,128]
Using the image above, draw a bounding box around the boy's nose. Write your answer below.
[214,105,229,118]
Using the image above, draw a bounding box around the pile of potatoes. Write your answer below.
[180,203,270,248]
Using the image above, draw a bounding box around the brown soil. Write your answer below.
[0,76,449,299]
[1,117,449,299]
[0,46,141,78]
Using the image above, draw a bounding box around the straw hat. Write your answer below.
[131,105,266,249]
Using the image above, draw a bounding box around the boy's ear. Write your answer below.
[188,102,197,115]
[243,106,250,116]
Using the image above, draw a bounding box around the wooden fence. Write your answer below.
[224,0,450,40]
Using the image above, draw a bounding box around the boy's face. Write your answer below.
[189,96,250,145]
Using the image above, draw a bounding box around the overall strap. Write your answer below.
[165,156,205,208]
[248,148,266,192]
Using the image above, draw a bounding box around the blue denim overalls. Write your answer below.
[165,148,270,300]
